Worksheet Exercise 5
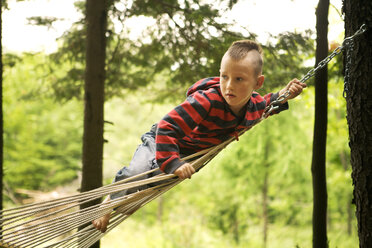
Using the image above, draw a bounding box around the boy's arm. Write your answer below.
[278,78,307,103]
[260,78,306,118]
[156,91,211,174]
[174,163,195,179]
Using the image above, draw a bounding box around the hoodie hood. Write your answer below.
[186,77,221,96]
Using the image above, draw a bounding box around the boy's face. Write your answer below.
[219,51,265,115]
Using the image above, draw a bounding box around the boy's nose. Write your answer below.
[226,80,234,90]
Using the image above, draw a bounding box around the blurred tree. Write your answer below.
[206,105,313,246]
[46,0,245,102]
[312,0,329,247]
[42,0,313,103]
[326,79,354,236]
[3,54,83,201]
[343,0,372,247]
[79,0,108,247]
[262,30,314,92]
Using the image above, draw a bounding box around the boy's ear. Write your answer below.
[255,75,265,90]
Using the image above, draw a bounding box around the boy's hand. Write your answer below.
[279,78,307,103]
[174,163,195,179]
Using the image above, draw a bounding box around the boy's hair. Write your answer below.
[226,40,263,75]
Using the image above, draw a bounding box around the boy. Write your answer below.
[93,40,306,232]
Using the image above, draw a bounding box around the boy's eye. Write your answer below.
[221,75,228,80]
[236,77,243,81]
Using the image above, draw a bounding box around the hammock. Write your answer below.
[0,24,366,248]
[0,89,319,248]
[0,132,242,248]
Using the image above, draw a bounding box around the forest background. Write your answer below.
[2,0,358,247]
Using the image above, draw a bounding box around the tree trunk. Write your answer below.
[343,0,372,246]
[80,0,107,247]
[312,0,329,247]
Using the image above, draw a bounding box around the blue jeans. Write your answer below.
[110,124,161,199]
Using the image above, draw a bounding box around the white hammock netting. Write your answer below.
[0,134,239,248]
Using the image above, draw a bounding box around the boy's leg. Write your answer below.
[92,196,111,233]
[110,133,157,199]
[93,129,158,233]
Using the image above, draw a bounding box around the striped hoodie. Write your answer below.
[155,77,288,173]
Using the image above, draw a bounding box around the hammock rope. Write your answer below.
[0,134,233,248]
[0,24,366,248]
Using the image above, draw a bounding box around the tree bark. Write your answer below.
[312,0,329,247]
[343,0,372,246]
[80,0,107,247]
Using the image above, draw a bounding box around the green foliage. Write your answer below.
[44,0,246,102]
[201,96,314,242]
[263,30,315,92]
[103,96,174,183]
[3,53,83,199]
[44,0,314,104]
[26,16,62,29]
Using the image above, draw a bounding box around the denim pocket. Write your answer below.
[141,134,156,154]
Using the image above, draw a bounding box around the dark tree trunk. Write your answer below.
[312,0,329,247]
[80,0,108,247]
[343,0,372,247]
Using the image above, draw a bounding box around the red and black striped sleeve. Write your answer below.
[156,90,212,174]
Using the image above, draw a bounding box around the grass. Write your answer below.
[101,211,358,248]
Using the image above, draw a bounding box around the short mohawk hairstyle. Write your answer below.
[226,40,264,75]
